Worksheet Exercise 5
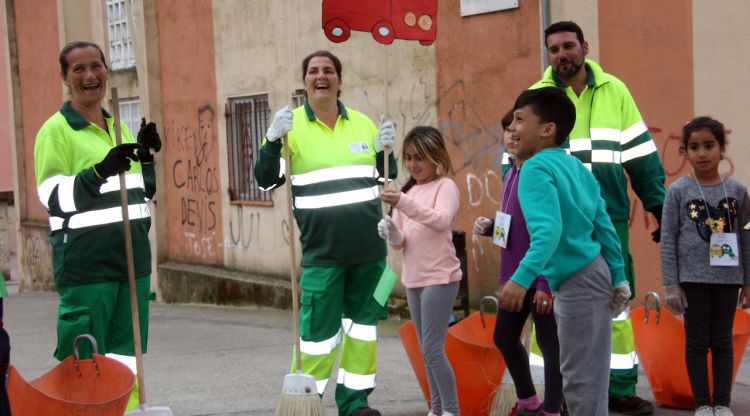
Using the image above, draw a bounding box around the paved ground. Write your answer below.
[6,289,750,415]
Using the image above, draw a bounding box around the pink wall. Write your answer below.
[15,0,62,220]
[436,0,542,299]
[0,13,11,193]
[599,0,694,302]
[157,0,223,264]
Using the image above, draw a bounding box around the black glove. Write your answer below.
[650,204,663,243]
[94,143,141,178]
[136,117,161,163]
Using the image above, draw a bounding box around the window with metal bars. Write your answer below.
[225,95,272,204]
[106,0,135,70]
[118,98,140,137]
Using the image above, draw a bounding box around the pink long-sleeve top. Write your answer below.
[390,176,463,288]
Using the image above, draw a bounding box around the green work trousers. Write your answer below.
[55,276,150,361]
[294,259,387,416]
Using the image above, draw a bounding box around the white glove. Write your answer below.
[377,216,404,245]
[374,120,396,152]
[611,281,631,312]
[473,217,493,236]
[265,105,293,143]
[665,284,688,315]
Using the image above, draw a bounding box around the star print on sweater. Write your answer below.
[686,197,738,242]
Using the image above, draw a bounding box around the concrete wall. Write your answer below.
[693,0,750,186]
[212,1,437,281]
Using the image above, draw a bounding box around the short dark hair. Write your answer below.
[501,109,513,130]
[302,50,342,80]
[513,87,576,145]
[682,116,726,149]
[544,21,585,47]
[59,41,108,77]
[301,50,342,98]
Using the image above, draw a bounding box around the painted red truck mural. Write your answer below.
[322,0,438,45]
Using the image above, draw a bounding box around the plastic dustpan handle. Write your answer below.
[479,296,499,328]
[72,334,101,377]
[643,292,661,325]
[73,334,99,358]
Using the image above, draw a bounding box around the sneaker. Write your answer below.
[352,407,381,416]
[714,406,734,416]
[695,406,714,416]
[608,395,654,415]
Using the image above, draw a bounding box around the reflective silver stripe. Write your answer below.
[621,140,657,163]
[37,175,66,209]
[49,216,64,231]
[621,120,648,145]
[299,332,341,356]
[67,203,151,229]
[99,173,145,194]
[58,176,77,213]
[294,185,379,209]
[591,150,622,164]
[590,128,620,142]
[337,369,376,390]
[611,351,639,370]
[315,379,328,394]
[342,318,377,342]
[529,351,544,367]
[258,158,286,192]
[569,138,592,152]
[612,308,630,321]
[291,165,377,186]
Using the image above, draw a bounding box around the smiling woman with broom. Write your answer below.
[33,41,161,413]
[474,110,564,416]
[255,50,398,416]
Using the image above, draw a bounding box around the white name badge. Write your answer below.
[709,232,740,266]
[349,142,370,153]
[493,211,511,248]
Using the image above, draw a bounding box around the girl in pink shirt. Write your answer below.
[379,126,462,416]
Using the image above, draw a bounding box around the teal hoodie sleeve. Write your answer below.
[511,163,562,289]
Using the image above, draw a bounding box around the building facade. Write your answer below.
[4,0,749,306]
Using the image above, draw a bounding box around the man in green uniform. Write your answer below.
[527,21,666,415]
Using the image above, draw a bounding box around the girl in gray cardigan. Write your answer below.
[660,116,750,416]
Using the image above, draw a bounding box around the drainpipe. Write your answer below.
[540,0,550,73]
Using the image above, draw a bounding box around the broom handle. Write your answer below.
[383,145,390,189]
[283,134,303,372]
[112,88,147,405]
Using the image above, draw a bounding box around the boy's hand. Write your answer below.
[498,281,527,312]
[534,290,553,315]
[380,188,401,206]
[739,285,750,309]
[611,281,631,313]
[473,217,493,236]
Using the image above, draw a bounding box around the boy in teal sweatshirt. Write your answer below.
[497,87,630,416]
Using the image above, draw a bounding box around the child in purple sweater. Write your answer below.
[474,110,563,416]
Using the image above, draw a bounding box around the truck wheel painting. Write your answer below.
[322,0,437,45]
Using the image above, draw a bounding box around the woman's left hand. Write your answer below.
[380,188,401,206]
[534,290,553,315]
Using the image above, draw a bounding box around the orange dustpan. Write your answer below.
[631,292,750,409]
[399,296,506,415]
[8,334,134,416]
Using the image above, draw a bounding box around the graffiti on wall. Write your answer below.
[164,104,222,261]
